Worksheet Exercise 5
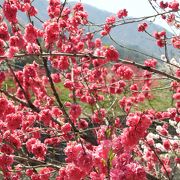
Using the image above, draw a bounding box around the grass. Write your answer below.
[3,77,16,92]
[2,74,174,116]
[138,80,174,112]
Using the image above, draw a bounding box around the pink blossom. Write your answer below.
[9,33,26,49]
[176,69,180,77]
[58,56,70,70]
[117,9,128,19]
[6,47,18,59]
[95,140,112,159]
[40,109,52,126]
[78,119,88,129]
[69,104,82,121]
[160,1,169,9]
[26,43,40,54]
[0,144,14,155]
[64,142,82,162]
[48,0,61,18]
[0,39,5,55]
[24,24,38,43]
[75,151,93,173]
[90,172,106,180]
[95,38,102,48]
[171,37,180,49]
[26,138,47,160]
[169,0,179,11]
[32,143,47,160]
[157,39,165,47]
[138,23,148,32]
[92,109,106,124]
[28,6,38,16]
[0,22,10,41]
[64,164,85,180]
[0,72,5,84]
[106,16,116,25]
[144,59,157,68]
[105,46,119,61]
[0,154,14,171]
[116,65,134,80]
[43,22,59,47]
[173,93,180,100]
[6,113,22,130]
[61,123,71,134]
[3,1,18,23]
[163,139,171,150]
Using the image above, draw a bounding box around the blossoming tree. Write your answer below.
[0,0,179,179]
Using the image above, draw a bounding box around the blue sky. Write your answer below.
[69,0,174,32]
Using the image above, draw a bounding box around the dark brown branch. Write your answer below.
[57,0,67,22]
[114,59,180,82]
[42,57,98,145]
[108,33,180,69]
[0,89,30,107]
[2,51,179,82]
[12,155,60,169]
[146,173,160,180]
[0,52,104,60]
[88,9,180,27]
[6,60,41,112]
[146,142,171,180]
[42,57,77,131]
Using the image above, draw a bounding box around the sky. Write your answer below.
[71,0,155,17]
[69,0,175,32]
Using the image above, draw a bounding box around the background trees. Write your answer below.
[0,0,179,179]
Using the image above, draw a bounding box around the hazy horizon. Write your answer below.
[69,0,175,33]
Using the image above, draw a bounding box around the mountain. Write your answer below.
[0,0,179,62]
[72,2,179,61]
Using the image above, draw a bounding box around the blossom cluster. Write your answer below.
[0,0,179,179]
